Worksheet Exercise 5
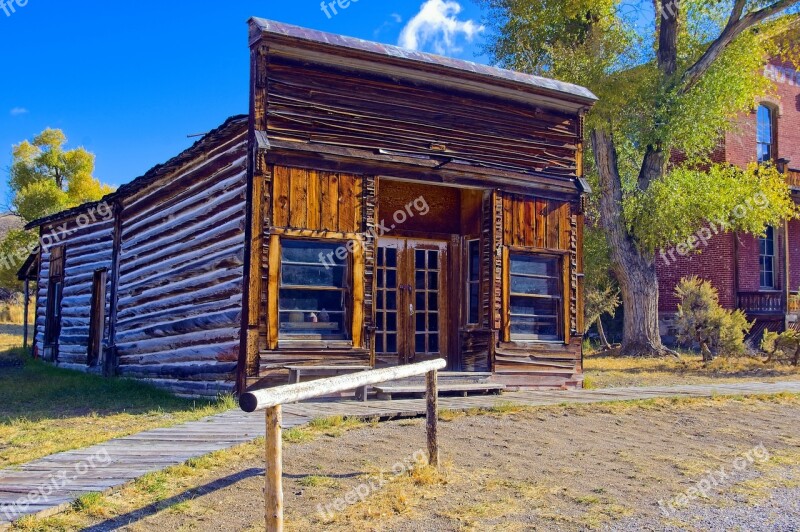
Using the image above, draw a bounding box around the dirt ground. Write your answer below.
[53,396,800,532]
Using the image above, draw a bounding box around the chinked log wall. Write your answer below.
[112,128,249,396]
[34,120,250,397]
[36,216,114,370]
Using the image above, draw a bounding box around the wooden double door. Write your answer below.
[374,238,449,366]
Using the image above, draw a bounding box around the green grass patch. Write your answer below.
[0,348,234,468]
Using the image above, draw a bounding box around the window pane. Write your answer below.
[282,240,344,265]
[281,264,344,287]
[510,317,559,339]
[469,284,480,324]
[279,239,350,340]
[468,240,480,282]
[510,296,559,318]
[510,276,560,296]
[510,255,560,277]
[509,254,563,341]
[279,311,346,339]
[757,106,772,144]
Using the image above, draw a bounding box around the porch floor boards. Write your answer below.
[3,380,800,527]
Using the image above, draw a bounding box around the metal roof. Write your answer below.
[249,18,598,105]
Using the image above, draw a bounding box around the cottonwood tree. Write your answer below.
[0,129,113,289]
[483,0,800,356]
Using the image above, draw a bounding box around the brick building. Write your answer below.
[657,56,800,339]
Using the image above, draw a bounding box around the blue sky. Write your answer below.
[0,0,487,207]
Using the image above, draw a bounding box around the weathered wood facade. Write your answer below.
[28,20,596,396]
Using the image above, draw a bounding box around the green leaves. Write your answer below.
[2,129,116,289]
[8,128,113,223]
[623,163,798,254]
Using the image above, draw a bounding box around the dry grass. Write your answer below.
[584,351,800,388]
[13,394,800,531]
[0,297,34,326]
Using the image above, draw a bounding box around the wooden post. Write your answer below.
[265,405,283,532]
[22,279,29,350]
[426,369,439,468]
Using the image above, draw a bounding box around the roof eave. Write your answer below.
[248,18,598,112]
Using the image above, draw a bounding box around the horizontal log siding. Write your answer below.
[265,56,580,180]
[114,128,249,397]
[34,217,114,369]
[495,194,582,388]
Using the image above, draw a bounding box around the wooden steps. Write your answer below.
[372,382,505,400]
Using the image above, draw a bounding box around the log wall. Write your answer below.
[113,125,249,397]
[32,118,249,398]
[35,215,114,371]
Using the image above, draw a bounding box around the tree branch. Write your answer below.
[657,0,680,76]
[680,0,798,93]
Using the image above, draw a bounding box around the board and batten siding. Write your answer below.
[35,215,115,370]
[112,126,249,397]
[495,193,583,388]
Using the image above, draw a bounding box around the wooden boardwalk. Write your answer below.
[2,380,800,526]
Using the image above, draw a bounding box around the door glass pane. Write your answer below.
[416,250,426,269]
[416,334,426,353]
[429,334,439,353]
[385,248,397,268]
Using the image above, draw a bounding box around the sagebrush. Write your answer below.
[674,276,752,360]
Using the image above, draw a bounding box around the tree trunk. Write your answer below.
[596,317,612,350]
[591,128,670,357]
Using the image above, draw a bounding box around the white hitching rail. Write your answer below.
[239,358,447,412]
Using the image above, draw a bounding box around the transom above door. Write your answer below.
[374,238,448,367]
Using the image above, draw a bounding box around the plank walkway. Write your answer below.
[2,380,800,526]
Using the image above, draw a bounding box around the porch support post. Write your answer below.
[265,404,283,532]
[22,279,29,350]
[426,369,439,468]
[785,220,791,329]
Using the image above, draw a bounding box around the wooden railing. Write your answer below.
[786,168,800,189]
[239,358,447,531]
[789,292,800,313]
[738,291,785,315]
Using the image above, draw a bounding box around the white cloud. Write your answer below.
[391,13,403,23]
[398,0,484,56]
[10,107,28,116]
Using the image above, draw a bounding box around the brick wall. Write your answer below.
[658,57,800,317]
[657,231,736,312]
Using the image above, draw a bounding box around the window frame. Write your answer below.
[503,249,567,344]
[759,226,776,290]
[44,245,65,355]
[756,104,775,164]
[465,238,481,326]
[270,236,361,349]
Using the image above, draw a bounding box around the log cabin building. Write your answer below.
[23,19,597,397]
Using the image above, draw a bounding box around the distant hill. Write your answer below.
[0,213,24,241]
